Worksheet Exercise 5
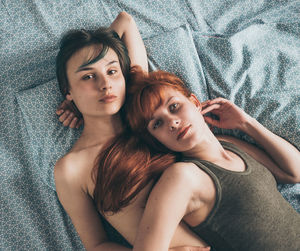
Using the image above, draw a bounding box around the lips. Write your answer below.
[99,94,117,103]
[177,125,191,140]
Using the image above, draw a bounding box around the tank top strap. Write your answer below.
[218,140,249,159]
[181,157,223,223]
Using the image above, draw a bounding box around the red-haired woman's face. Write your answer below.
[147,87,206,152]
[66,45,126,119]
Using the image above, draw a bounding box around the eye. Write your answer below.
[153,119,162,130]
[82,74,95,80]
[169,103,179,112]
[108,69,117,75]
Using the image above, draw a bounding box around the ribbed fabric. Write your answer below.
[183,141,300,251]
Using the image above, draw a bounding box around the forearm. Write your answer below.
[169,221,207,248]
[110,12,148,72]
[242,116,300,181]
[133,165,198,251]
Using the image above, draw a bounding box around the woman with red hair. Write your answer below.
[116,69,300,251]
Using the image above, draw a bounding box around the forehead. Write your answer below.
[159,87,187,102]
[147,87,187,117]
[67,45,119,73]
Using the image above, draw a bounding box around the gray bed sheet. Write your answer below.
[1,0,299,250]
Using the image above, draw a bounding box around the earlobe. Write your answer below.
[66,93,73,101]
[190,94,202,110]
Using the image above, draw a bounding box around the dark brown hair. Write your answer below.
[56,27,131,97]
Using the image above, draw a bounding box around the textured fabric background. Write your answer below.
[1,1,299,250]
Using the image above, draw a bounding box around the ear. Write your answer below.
[189,93,202,110]
[66,92,73,101]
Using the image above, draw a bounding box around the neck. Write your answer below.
[182,125,231,163]
[79,113,124,148]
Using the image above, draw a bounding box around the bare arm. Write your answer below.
[54,157,131,251]
[133,163,207,251]
[110,12,148,72]
[202,97,300,183]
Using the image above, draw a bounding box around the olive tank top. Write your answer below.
[182,141,300,251]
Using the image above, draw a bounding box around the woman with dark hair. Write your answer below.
[120,69,300,251]
[54,12,209,251]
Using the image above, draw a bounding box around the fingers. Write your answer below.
[208,97,228,104]
[203,116,220,127]
[62,112,76,127]
[57,99,69,110]
[76,119,84,129]
[200,100,210,108]
[69,117,78,129]
[56,109,64,116]
[58,110,74,126]
[57,108,83,129]
[201,103,221,115]
[68,117,84,129]
[58,110,69,123]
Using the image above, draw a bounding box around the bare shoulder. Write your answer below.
[161,162,210,189]
[54,147,98,195]
[55,152,81,181]
[163,161,200,176]
[216,134,260,153]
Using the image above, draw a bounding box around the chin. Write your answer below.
[104,106,122,115]
[178,142,198,153]
[168,144,194,153]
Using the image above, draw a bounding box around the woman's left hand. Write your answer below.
[56,99,83,129]
[201,97,251,131]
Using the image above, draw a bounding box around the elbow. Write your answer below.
[117,11,133,22]
[289,175,300,184]
[288,168,300,184]
[87,242,107,251]
[279,174,300,184]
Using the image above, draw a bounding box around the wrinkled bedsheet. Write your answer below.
[1,0,299,249]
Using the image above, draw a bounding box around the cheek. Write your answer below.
[185,106,198,119]
[118,85,126,105]
[152,129,173,146]
[115,77,126,94]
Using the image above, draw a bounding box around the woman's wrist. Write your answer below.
[238,113,256,133]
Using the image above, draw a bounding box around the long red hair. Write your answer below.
[93,67,190,214]
[93,132,177,214]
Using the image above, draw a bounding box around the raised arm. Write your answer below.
[202,97,300,183]
[56,12,148,128]
[110,12,148,72]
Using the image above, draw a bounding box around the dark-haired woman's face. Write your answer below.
[66,45,126,118]
[147,88,205,153]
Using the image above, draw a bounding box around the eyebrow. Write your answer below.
[149,96,175,122]
[75,60,118,73]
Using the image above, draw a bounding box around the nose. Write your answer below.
[169,119,179,131]
[97,76,112,91]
